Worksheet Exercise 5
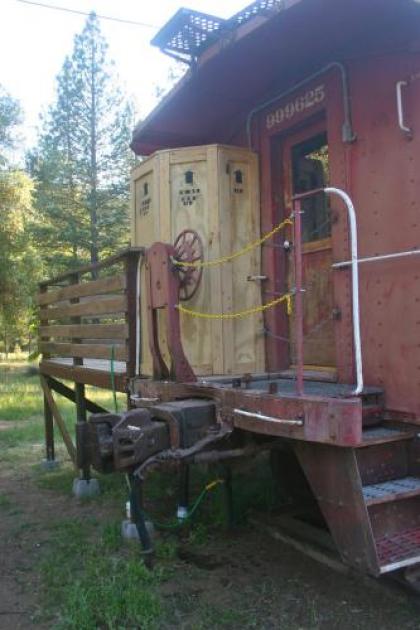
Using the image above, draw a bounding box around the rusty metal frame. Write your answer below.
[133,377,363,447]
[145,242,196,383]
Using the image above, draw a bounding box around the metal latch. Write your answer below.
[247,275,268,282]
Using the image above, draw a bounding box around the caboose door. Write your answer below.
[282,122,336,369]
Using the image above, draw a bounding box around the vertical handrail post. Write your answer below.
[293,199,304,396]
[325,187,363,395]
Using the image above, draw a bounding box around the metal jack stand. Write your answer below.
[128,473,154,569]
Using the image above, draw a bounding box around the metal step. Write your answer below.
[363,476,420,506]
[377,527,420,573]
[360,426,417,447]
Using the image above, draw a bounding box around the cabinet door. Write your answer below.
[220,148,265,374]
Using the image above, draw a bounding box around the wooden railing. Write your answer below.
[37,247,144,391]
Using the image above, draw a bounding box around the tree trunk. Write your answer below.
[89,43,99,280]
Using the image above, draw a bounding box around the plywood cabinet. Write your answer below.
[131,144,264,377]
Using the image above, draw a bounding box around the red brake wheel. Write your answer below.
[173,229,204,301]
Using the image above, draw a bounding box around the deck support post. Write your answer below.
[43,390,56,466]
[69,271,93,485]
[75,382,90,481]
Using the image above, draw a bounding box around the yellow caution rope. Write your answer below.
[174,218,293,268]
[177,293,293,320]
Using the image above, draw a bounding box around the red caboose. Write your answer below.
[39,0,420,582]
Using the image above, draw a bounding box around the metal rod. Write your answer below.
[290,186,363,396]
[332,248,420,269]
[293,199,305,396]
[233,409,304,426]
[396,80,412,137]
[324,187,363,395]
[292,188,325,201]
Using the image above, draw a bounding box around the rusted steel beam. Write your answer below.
[295,442,380,575]
[133,379,363,446]
[125,250,142,380]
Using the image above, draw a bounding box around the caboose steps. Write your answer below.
[292,426,420,577]
[376,528,420,574]
[362,476,420,506]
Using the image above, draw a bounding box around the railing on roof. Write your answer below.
[151,0,285,64]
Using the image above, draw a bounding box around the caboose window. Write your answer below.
[291,132,330,244]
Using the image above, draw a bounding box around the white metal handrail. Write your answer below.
[325,187,363,395]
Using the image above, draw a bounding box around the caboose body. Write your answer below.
[38,0,420,581]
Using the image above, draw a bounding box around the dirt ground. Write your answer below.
[2,450,420,629]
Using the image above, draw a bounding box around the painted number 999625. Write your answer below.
[266,85,326,130]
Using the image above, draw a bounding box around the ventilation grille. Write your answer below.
[151,9,226,61]
[151,1,285,63]
[232,0,284,27]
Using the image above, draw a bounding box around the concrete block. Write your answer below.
[72,477,100,499]
[41,458,60,471]
[121,519,155,541]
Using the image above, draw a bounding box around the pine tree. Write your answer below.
[30,13,136,275]
[0,86,40,353]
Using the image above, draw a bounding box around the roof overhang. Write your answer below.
[132,0,420,155]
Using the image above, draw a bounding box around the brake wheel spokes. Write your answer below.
[173,229,204,301]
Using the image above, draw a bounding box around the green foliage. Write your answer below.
[30,12,136,275]
[0,84,22,166]
[0,88,40,352]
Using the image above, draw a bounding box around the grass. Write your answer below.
[39,518,164,630]
[7,359,418,630]
[0,358,125,453]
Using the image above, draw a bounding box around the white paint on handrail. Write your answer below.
[325,187,364,396]
[234,408,304,426]
[333,248,420,269]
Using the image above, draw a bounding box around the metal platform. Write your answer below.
[211,376,382,400]
[363,477,420,506]
[361,426,418,446]
[377,527,420,573]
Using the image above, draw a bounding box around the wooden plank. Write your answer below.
[41,295,127,320]
[37,274,126,306]
[39,323,128,340]
[40,375,77,465]
[40,360,126,392]
[48,376,109,414]
[39,247,143,287]
[39,342,127,362]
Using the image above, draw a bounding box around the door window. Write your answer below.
[291,132,330,244]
